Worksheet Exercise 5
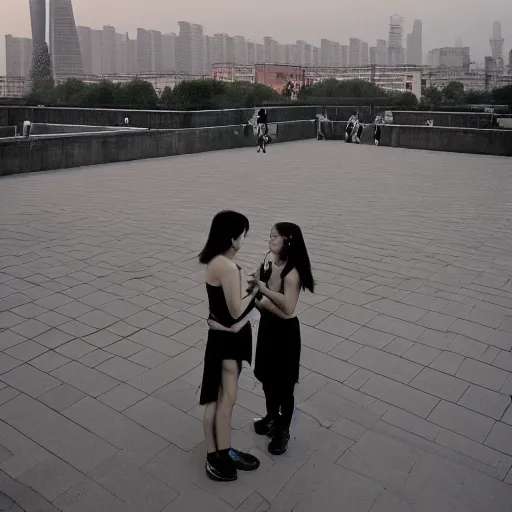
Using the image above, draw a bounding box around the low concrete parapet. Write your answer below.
[319,120,512,156]
[0,120,317,177]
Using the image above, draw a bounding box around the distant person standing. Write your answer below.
[257,108,269,154]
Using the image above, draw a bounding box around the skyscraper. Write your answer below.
[406,20,422,65]
[91,29,103,75]
[360,41,369,66]
[162,33,177,72]
[388,14,404,66]
[234,36,247,65]
[376,39,388,65]
[29,0,46,48]
[349,38,362,66]
[77,26,92,75]
[137,28,152,73]
[101,25,117,75]
[490,22,504,59]
[5,35,33,77]
[177,21,204,75]
[49,0,84,78]
[150,30,163,72]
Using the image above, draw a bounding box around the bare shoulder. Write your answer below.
[207,256,237,278]
[284,268,301,286]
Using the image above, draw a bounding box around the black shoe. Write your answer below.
[205,456,237,482]
[268,427,290,456]
[262,148,266,153]
[228,448,260,471]
[254,415,278,437]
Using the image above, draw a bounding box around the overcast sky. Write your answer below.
[1,0,511,74]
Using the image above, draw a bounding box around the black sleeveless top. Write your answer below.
[206,283,255,328]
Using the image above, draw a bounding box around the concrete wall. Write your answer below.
[0,120,317,177]
[391,111,512,129]
[320,121,512,156]
[0,127,16,138]
[1,105,373,129]
[29,124,143,135]
[381,124,512,156]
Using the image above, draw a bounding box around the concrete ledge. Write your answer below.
[0,120,317,176]
[1,105,375,129]
[380,124,512,156]
[391,111,512,129]
[320,121,512,156]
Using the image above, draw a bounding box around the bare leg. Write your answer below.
[215,360,239,450]
[203,388,221,454]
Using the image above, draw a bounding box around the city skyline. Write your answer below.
[1,0,511,75]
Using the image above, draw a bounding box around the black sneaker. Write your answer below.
[254,415,278,437]
[228,448,260,471]
[205,456,237,482]
[268,427,290,456]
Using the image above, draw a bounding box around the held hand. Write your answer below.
[248,275,265,293]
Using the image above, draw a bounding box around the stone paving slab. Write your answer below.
[1,141,512,510]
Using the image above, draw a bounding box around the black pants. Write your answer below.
[263,381,296,428]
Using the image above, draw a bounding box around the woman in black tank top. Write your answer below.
[210,222,315,457]
[198,211,260,483]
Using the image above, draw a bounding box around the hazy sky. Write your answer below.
[1,0,511,74]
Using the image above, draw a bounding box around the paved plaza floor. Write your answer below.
[0,140,512,511]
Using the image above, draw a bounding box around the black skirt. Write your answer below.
[199,323,252,405]
[254,311,301,387]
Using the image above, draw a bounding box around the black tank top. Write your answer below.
[206,284,255,328]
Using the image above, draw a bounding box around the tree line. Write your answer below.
[422,81,512,109]
[24,77,512,111]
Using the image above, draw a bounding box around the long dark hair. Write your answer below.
[275,222,314,293]
[198,211,250,264]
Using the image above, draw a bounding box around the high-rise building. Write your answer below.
[255,43,264,64]
[428,47,470,71]
[388,14,404,65]
[490,22,504,59]
[321,39,341,67]
[247,41,255,65]
[150,30,163,72]
[91,29,103,75]
[349,38,362,66]
[162,33,177,72]
[369,46,376,65]
[361,41,369,65]
[5,35,33,77]
[29,0,46,48]
[340,45,348,67]
[125,35,136,74]
[234,36,247,65]
[101,25,117,74]
[77,26,92,75]
[376,39,388,65]
[49,0,84,78]
[116,33,127,75]
[406,20,422,65]
[177,21,204,75]
[137,28,152,73]
[264,36,279,63]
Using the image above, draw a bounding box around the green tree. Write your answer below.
[492,85,512,108]
[389,91,418,108]
[298,78,386,99]
[117,79,158,109]
[421,86,443,106]
[52,78,87,106]
[442,81,465,104]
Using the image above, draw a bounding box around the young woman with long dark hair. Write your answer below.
[209,222,314,456]
[198,210,260,482]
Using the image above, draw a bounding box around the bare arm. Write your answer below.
[220,264,257,320]
[257,270,301,317]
